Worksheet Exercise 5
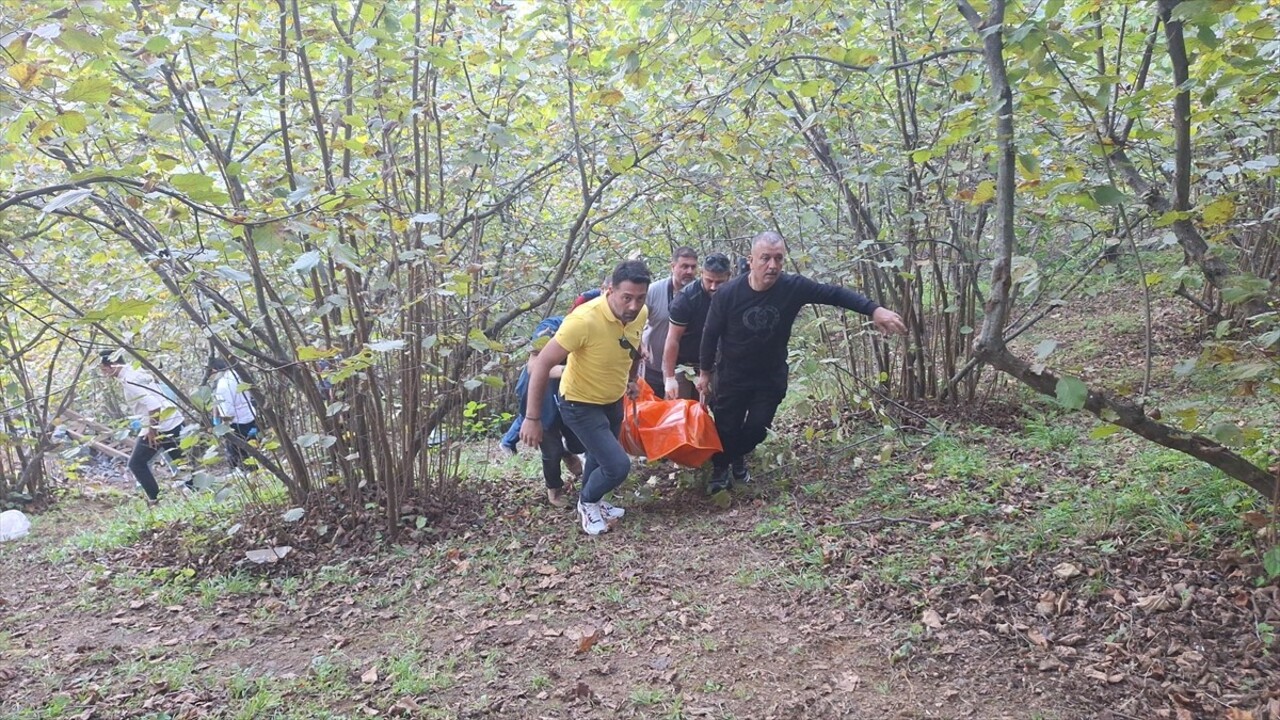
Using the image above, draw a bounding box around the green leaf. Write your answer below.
[1033,339,1058,361]
[171,173,213,194]
[1207,422,1245,448]
[81,298,154,322]
[1055,376,1088,410]
[1154,210,1193,227]
[910,148,933,163]
[149,113,177,133]
[1221,275,1270,305]
[291,251,321,272]
[144,35,172,53]
[56,111,87,134]
[297,346,337,361]
[64,77,114,103]
[1264,546,1280,581]
[971,180,995,205]
[57,29,105,54]
[1089,424,1123,440]
[1010,255,1039,285]
[951,74,979,93]
[1201,197,1235,226]
[1091,185,1127,206]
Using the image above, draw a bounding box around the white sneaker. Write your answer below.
[598,499,625,520]
[577,500,609,535]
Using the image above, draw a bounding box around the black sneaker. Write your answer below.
[731,459,751,485]
[707,467,732,495]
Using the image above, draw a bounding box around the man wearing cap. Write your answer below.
[661,252,733,400]
[521,260,651,535]
[642,247,698,398]
[209,357,258,472]
[99,350,188,503]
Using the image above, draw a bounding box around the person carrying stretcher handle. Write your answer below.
[521,260,651,536]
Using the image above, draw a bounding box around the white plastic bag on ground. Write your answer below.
[0,509,31,542]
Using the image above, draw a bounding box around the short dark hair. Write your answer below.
[704,252,731,274]
[100,349,124,366]
[208,357,231,371]
[611,260,651,288]
[736,257,750,276]
[673,246,698,261]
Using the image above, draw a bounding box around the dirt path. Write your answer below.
[0,474,1076,720]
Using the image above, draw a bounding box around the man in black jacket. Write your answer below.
[661,252,732,400]
[697,232,906,493]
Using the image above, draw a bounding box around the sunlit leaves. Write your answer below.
[63,77,113,103]
[169,174,228,204]
[1200,197,1235,226]
[8,63,42,90]
[80,298,154,323]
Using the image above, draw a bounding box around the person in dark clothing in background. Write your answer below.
[697,231,907,493]
[661,252,732,400]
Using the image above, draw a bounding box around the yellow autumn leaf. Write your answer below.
[597,89,624,106]
[971,179,996,205]
[1201,197,1235,227]
[30,119,58,140]
[8,63,41,90]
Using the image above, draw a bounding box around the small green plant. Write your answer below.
[629,687,669,706]
[462,400,511,439]
[1257,622,1276,652]
[1263,546,1280,584]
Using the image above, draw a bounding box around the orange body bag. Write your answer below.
[619,379,722,468]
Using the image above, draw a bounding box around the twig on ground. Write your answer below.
[830,515,934,529]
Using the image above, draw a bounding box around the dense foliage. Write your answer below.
[1,0,1276,526]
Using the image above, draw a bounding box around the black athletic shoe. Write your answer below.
[731,459,751,485]
[708,466,732,494]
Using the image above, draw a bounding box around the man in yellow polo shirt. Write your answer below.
[521,260,651,535]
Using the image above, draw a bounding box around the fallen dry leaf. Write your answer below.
[1136,594,1176,612]
[360,666,378,684]
[1240,511,1270,529]
[575,626,601,654]
[1026,629,1049,648]
[1052,562,1081,579]
[921,608,943,629]
[389,697,420,716]
[834,672,861,692]
[245,546,292,564]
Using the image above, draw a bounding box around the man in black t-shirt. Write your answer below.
[697,232,906,493]
[661,252,732,400]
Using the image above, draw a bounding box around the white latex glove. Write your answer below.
[663,377,679,398]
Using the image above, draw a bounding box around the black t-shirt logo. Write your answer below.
[742,304,780,334]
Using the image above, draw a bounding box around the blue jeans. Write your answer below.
[502,367,566,449]
[557,397,628,504]
[501,415,523,449]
